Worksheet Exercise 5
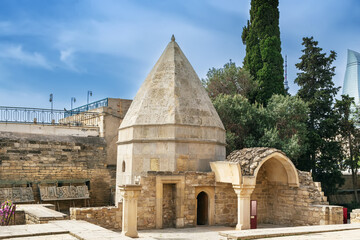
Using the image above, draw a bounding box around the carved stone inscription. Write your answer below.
[0,187,35,203]
[39,185,90,201]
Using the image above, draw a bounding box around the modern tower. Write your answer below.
[343,49,360,104]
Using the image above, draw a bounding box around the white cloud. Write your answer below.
[0,45,52,70]
[60,49,73,62]
[59,48,83,72]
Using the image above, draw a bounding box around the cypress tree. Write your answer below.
[242,0,285,105]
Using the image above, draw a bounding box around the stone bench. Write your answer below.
[16,204,68,224]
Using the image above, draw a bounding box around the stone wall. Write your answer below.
[137,171,236,229]
[93,98,132,166]
[214,183,237,226]
[251,169,343,226]
[351,209,360,223]
[71,171,236,230]
[70,205,122,230]
[0,132,112,208]
[137,174,156,229]
[71,169,342,231]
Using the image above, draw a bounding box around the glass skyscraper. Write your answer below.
[343,49,360,104]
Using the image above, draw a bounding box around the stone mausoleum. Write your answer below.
[0,35,343,237]
[71,36,343,237]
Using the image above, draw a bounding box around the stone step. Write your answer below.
[220,223,360,240]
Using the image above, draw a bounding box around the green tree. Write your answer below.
[336,95,359,203]
[213,94,261,154]
[242,0,285,105]
[259,95,308,164]
[295,36,343,195]
[213,94,308,161]
[202,61,257,100]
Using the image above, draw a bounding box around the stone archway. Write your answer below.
[197,191,209,225]
[251,156,298,225]
[211,147,300,230]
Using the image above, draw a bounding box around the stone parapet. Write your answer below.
[0,124,99,137]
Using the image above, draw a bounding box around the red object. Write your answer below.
[343,208,348,224]
[250,200,257,229]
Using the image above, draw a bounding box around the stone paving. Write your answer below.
[220,223,360,240]
[0,220,129,240]
[137,225,232,240]
[6,234,78,240]
[263,229,360,239]
[2,221,360,240]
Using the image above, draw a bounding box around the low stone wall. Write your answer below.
[70,205,122,230]
[351,209,360,223]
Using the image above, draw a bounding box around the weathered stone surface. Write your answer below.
[116,37,226,203]
[251,167,342,226]
[0,132,112,207]
[70,205,122,230]
[227,148,284,175]
[120,36,224,129]
[351,209,360,223]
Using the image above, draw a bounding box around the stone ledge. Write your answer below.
[0,220,127,240]
[219,224,360,240]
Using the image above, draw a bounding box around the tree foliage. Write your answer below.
[242,0,285,105]
[202,61,257,100]
[213,94,308,162]
[295,36,343,195]
[336,95,360,203]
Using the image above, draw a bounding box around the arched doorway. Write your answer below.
[197,191,208,225]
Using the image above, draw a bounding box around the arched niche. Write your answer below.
[253,152,299,187]
[197,191,209,225]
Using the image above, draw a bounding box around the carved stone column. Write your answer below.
[119,185,142,238]
[233,185,255,230]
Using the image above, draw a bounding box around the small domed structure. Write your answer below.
[116,36,226,202]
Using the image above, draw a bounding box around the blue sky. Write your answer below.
[0,0,359,109]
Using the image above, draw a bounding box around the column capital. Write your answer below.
[232,184,255,196]
[119,184,142,199]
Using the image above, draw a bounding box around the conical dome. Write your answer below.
[120,36,224,129]
[116,37,226,197]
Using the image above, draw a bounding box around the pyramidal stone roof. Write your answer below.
[120,36,224,130]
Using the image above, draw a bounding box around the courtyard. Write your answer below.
[1,221,360,240]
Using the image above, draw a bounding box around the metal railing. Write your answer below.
[0,106,100,127]
[65,98,108,117]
